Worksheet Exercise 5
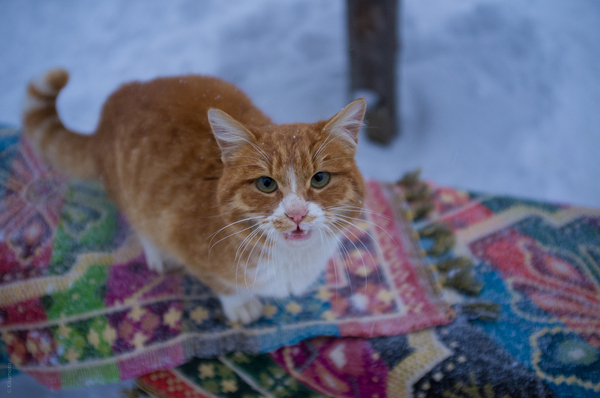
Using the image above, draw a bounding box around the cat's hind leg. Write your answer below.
[140,235,164,273]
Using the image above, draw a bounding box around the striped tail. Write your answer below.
[22,68,99,180]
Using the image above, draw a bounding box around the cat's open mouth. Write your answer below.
[284,227,311,241]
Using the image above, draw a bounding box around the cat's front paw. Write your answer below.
[146,256,164,273]
[290,281,311,296]
[140,235,164,273]
[218,293,263,325]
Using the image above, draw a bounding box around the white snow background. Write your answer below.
[0,0,599,396]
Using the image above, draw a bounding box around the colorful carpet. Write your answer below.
[434,184,600,397]
[137,318,555,398]
[0,127,453,390]
[135,182,600,398]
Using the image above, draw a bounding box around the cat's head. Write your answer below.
[209,99,366,249]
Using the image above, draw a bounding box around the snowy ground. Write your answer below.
[2,0,599,208]
[1,0,599,396]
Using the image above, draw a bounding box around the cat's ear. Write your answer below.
[323,98,367,152]
[208,109,256,163]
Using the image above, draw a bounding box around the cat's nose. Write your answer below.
[286,210,307,226]
[283,194,308,226]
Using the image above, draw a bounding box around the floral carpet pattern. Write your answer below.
[137,184,600,397]
[0,127,453,390]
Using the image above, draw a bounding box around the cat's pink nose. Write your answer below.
[286,209,308,226]
[283,194,308,226]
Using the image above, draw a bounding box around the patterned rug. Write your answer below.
[136,183,600,398]
[435,184,600,397]
[137,318,555,398]
[0,127,453,390]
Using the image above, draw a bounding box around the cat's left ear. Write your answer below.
[208,109,256,163]
[323,98,367,152]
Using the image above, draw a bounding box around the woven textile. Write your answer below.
[436,185,600,397]
[137,184,600,398]
[138,318,558,398]
[0,127,452,390]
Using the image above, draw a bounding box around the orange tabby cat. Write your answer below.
[22,69,366,324]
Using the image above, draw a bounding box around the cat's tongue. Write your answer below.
[285,227,311,241]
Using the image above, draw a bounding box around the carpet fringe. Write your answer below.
[397,169,499,314]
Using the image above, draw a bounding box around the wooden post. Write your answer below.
[347,0,399,144]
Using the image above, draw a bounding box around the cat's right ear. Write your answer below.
[323,98,366,153]
[208,109,256,163]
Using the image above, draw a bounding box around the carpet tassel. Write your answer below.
[457,302,501,321]
[398,169,487,298]
[439,269,483,296]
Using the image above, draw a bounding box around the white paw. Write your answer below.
[290,280,312,296]
[140,235,164,273]
[147,255,164,273]
[219,293,263,324]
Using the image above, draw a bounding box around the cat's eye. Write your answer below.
[311,172,330,189]
[256,176,278,193]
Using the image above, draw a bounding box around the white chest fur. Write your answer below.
[248,235,338,298]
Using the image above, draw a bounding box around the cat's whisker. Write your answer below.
[325,231,340,297]
[312,136,329,161]
[225,154,271,170]
[244,236,268,306]
[326,205,393,221]
[253,229,273,293]
[313,142,330,163]
[208,221,260,256]
[233,227,263,289]
[254,145,271,163]
[333,219,383,300]
[243,228,269,293]
[234,227,262,262]
[235,155,270,164]
[321,156,355,164]
[330,220,370,297]
[264,231,276,288]
[197,213,240,219]
[332,221,370,297]
[210,225,257,264]
[313,136,332,160]
[320,229,339,298]
[318,229,325,248]
[224,164,269,170]
[233,229,259,294]
[266,232,286,314]
[232,228,266,307]
[208,216,263,243]
[243,139,272,166]
[333,218,384,288]
[323,224,353,296]
[316,134,340,159]
[223,223,262,252]
[313,133,337,161]
[332,219,383,288]
[222,222,268,253]
[335,214,400,246]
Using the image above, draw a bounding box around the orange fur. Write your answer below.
[23,69,366,323]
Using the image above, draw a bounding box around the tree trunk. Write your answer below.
[347,0,399,145]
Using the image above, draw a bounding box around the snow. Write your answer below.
[1,0,599,208]
[380,0,600,208]
[0,0,599,393]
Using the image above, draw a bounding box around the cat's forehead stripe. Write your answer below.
[288,166,297,193]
